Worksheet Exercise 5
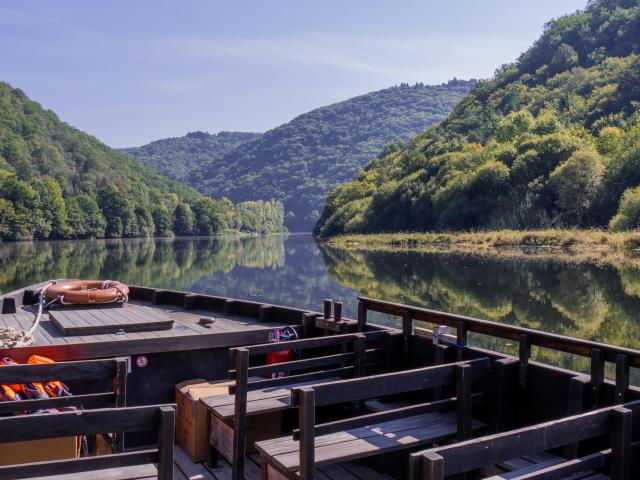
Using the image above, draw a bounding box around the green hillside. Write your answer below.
[315,0,640,237]
[133,81,473,232]
[0,82,284,239]
[121,130,261,183]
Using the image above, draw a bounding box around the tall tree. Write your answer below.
[173,203,195,236]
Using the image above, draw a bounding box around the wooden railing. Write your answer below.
[358,296,640,406]
[226,330,391,480]
[264,358,490,480]
[409,399,640,480]
[0,357,129,452]
[0,404,175,480]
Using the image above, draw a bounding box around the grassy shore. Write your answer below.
[325,230,640,261]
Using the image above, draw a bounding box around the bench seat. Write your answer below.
[29,464,160,480]
[257,411,485,473]
[204,378,340,420]
[486,453,603,480]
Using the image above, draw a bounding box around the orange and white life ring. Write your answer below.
[44,280,129,305]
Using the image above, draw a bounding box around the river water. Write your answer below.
[2,234,639,375]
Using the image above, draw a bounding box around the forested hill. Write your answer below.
[131,80,474,232]
[0,82,285,239]
[121,131,261,183]
[315,0,640,237]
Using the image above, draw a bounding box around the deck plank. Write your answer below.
[49,306,174,336]
[206,378,340,420]
[28,464,159,480]
[174,445,216,480]
[0,300,285,361]
[338,461,395,479]
[258,411,484,472]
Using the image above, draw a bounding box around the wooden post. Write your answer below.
[402,310,412,364]
[151,289,165,305]
[157,406,175,480]
[352,334,367,415]
[301,312,316,338]
[113,357,128,452]
[357,299,367,332]
[490,358,518,433]
[258,304,272,323]
[456,320,468,361]
[564,375,589,458]
[611,406,632,480]
[615,354,630,405]
[183,294,198,310]
[1,297,16,314]
[421,451,445,480]
[299,387,316,480]
[590,348,605,409]
[323,299,332,320]
[334,302,343,322]
[432,344,449,401]
[518,334,531,389]
[456,363,472,441]
[223,299,235,315]
[232,348,249,480]
[384,331,402,372]
[353,334,366,378]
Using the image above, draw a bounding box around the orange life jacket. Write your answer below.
[1,357,24,392]
[27,355,71,397]
[0,384,23,401]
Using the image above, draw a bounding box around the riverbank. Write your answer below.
[325,230,640,262]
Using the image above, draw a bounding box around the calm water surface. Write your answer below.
[2,234,639,374]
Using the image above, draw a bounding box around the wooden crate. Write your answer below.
[210,411,282,464]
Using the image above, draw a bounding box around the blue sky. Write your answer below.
[1,1,587,147]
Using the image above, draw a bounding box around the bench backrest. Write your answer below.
[0,404,175,480]
[228,330,390,393]
[293,357,490,479]
[0,357,128,415]
[227,331,390,480]
[410,399,640,480]
[293,356,490,407]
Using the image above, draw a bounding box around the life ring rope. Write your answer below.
[0,282,54,348]
[0,280,129,348]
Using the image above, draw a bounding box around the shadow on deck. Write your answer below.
[174,447,393,480]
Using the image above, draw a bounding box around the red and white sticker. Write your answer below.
[135,355,148,368]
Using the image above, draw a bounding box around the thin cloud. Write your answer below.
[0,7,34,25]
[160,32,521,81]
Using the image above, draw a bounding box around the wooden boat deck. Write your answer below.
[35,446,608,480]
[3,285,639,479]
[0,300,286,361]
[31,446,394,480]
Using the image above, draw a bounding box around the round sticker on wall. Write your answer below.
[135,355,148,368]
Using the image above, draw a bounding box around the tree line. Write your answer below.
[315,0,640,236]
[0,172,285,240]
[0,81,285,240]
[124,81,476,231]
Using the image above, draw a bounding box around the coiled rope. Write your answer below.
[0,282,55,348]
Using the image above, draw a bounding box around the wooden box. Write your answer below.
[175,378,231,462]
[264,462,291,480]
[0,436,79,466]
[210,411,282,463]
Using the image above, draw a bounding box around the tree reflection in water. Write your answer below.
[1,235,639,380]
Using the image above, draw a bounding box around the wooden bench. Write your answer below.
[256,357,491,480]
[205,330,393,479]
[0,357,128,451]
[408,399,640,480]
[0,404,175,480]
